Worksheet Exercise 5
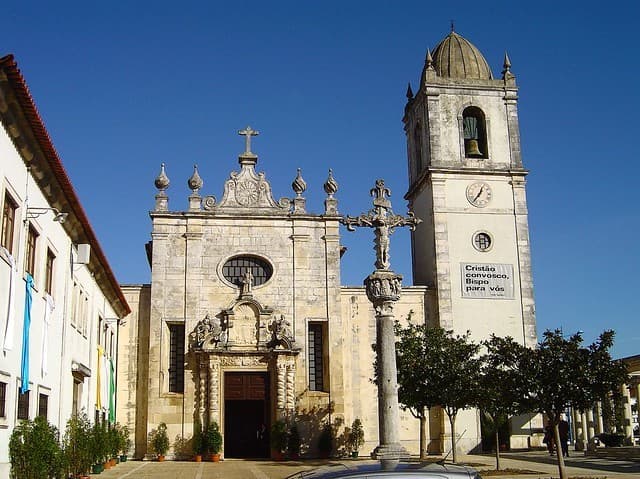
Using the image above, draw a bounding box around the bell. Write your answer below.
[465,139,483,157]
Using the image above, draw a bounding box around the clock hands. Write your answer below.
[473,185,484,201]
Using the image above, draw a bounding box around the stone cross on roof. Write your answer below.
[238,126,259,154]
[341,179,421,271]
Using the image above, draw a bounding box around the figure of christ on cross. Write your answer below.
[238,126,259,154]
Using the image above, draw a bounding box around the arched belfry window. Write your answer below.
[462,107,487,158]
[413,123,423,173]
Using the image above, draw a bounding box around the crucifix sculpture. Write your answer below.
[238,126,259,154]
[341,179,421,466]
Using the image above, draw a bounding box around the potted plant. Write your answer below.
[107,425,120,464]
[347,418,365,458]
[63,412,93,478]
[9,416,64,479]
[90,422,108,473]
[318,422,333,458]
[288,424,301,460]
[151,422,170,461]
[116,424,131,462]
[270,420,288,460]
[192,419,203,462]
[204,421,223,461]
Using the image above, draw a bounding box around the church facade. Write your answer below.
[117,30,538,458]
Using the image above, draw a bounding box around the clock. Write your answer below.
[466,182,492,207]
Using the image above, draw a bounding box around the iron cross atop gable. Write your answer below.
[238,126,259,154]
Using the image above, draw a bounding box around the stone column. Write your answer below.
[587,408,595,440]
[286,362,296,414]
[198,356,208,427]
[366,271,409,463]
[596,402,604,435]
[209,359,220,425]
[622,384,633,445]
[276,362,286,419]
[573,409,584,451]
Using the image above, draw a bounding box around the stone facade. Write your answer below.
[118,30,539,459]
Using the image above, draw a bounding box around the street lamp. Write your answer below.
[26,207,68,224]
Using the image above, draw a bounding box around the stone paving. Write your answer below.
[92,451,640,479]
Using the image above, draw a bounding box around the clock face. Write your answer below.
[466,182,492,207]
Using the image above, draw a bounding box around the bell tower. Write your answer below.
[405,32,537,352]
[404,28,537,451]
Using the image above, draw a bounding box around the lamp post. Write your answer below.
[341,179,420,467]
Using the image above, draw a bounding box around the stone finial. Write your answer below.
[154,163,170,191]
[188,164,203,194]
[323,169,339,215]
[323,169,338,198]
[292,168,307,197]
[425,49,434,70]
[292,168,307,214]
[154,163,170,211]
[406,83,413,100]
[502,51,515,83]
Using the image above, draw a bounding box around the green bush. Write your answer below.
[151,422,170,456]
[90,422,109,465]
[270,420,288,453]
[204,421,223,454]
[192,419,204,455]
[9,416,64,479]
[348,418,365,453]
[63,412,93,477]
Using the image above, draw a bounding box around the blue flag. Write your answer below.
[20,274,34,394]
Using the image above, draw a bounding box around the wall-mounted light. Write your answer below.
[27,207,68,224]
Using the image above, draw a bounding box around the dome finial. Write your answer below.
[450,20,455,33]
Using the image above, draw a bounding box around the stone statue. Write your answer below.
[240,270,254,296]
[268,314,293,349]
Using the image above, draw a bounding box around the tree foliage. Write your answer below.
[9,416,64,479]
[520,329,629,479]
[478,335,532,470]
[392,323,481,462]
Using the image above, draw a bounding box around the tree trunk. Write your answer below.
[420,409,427,460]
[554,422,567,479]
[449,414,457,464]
[494,429,501,470]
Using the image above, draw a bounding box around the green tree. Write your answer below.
[521,329,628,479]
[9,416,63,479]
[62,412,93,477]
[478,335,532,470]
[391,324,481,463]
[390,320,442,458]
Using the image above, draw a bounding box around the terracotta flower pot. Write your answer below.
[157,454,165,462]
[194,454,202,462]
[211,453,221,462]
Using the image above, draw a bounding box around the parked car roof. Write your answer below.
[285,461,482,479]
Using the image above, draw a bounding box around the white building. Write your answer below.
[0,55,130,478]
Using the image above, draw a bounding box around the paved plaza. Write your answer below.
[91,451,640,479]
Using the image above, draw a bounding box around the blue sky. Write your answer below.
[2,1,638,358]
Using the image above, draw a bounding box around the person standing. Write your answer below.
[558,418,570,457]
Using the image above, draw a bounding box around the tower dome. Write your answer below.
[431,31,493,80]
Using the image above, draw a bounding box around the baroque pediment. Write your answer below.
[202,160,291,214]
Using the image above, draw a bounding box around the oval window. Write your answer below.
[222,255,273,287]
